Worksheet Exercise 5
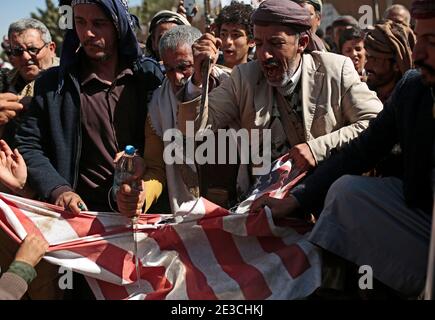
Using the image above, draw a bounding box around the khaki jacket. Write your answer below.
[178,52,383,163]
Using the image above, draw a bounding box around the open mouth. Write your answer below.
[263,65,281,80]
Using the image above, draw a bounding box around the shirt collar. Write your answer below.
[80,62,133,87]
[287,57,303,94]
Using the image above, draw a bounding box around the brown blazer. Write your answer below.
[178,52,383,164]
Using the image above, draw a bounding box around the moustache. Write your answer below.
[263,59,280,67]
[175,77,188,87]
[415,60,435,75]
[83,40,104,49]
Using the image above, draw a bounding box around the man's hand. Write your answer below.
[116,180,146,218]
[114,154,146,218]
[14,234,49,268]
[0,93,24,125]
[177,0,198,23]
[288,143,316,172]
[191,33,221,86]
[55,191,88,215]
[251,194,301,219]
[0,140,27,193]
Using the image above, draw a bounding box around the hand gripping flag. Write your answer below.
[0,154,321,300]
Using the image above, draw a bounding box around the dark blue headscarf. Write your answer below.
[59,0,142,70]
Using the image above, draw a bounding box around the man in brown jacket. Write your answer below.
[178,0,382,181]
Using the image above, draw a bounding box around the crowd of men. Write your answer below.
[0,0,434,300]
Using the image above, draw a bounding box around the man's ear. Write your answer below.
[248,38,256,48]
[298,34,310,53]
[48,41,56,54]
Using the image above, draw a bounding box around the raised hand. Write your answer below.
[0,139,27,193]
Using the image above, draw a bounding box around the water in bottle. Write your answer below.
[113,145,137,199]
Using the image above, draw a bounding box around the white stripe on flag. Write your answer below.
[0,198,28,239]
[173,222,245,300]
[44,250,125,285]
[24,209,80,244]
[231,235,295,299]
[222,214,248,237]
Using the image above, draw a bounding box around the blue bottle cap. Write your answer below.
[124,145,135,156]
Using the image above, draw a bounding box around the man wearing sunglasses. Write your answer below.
[0,18,58,147]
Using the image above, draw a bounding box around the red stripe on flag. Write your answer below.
[66,240,138,283]
[245,211,274,237]
[199,201,272,300]
[140,266,173,300]
[244,206,311,279]
[96,278,131,300]
[65,237,173,299]
[0,217,21,243]
[148,226,218,300]
[63,213,107,238]
[259,238,311,278]
[0,196,46,239]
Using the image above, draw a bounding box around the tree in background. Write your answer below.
[130,0,179,44]
[31,0,65,56]
[26,0,218,55]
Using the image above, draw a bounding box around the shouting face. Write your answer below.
[219,23,254,69]
[254,24,308,87]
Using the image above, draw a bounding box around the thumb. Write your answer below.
[113,151,125,164]
[14,148,25,164]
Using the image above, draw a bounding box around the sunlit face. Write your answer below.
[219,23,255,69]
[341,38,366,75]
[73,4,118,62]
[413,18,435,87]
[254,24,308,87]
[385,8,410,26]
[365,51,398,89]
[8,28,55,82]
[161,44,194,94]
[302,3,321,33]
[152,22,177,61]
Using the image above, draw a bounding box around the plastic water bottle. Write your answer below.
[112,145,137,200]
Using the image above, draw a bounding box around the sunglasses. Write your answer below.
[9,44,48,57]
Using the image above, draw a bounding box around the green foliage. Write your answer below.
[130,0,179,28]
[30,0,65,56]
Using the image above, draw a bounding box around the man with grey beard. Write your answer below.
[255,0,435,298]
[177,0,382,185]
[122,25,234,215]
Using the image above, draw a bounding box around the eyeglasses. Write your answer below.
[164,62,194,74]
[9,43,48,57]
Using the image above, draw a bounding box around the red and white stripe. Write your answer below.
[0,158,321,300]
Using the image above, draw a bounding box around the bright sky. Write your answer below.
[0,0,142,51]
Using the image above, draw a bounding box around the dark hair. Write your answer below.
[332,15,359,28]
[214,1,254,39]
[339,26,365,53]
